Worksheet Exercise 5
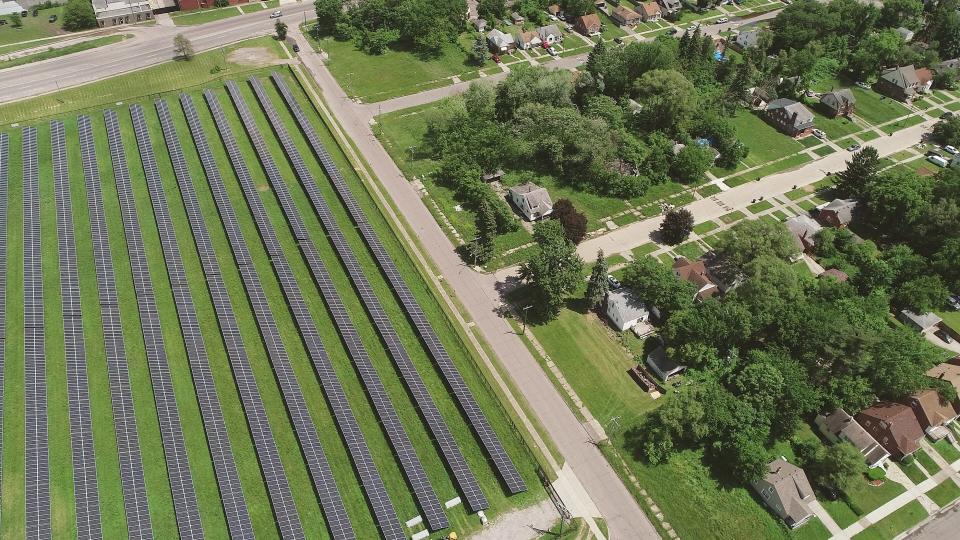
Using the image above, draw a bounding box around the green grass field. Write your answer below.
[926,479,960,507]
[852,500,927,540]
[727,111,806,169]
[0,5,66,47]
[171,5,242,26]
[931,439,960,464]
[0,41,544,537]
[850,87,910,126]
[0,34,126,71]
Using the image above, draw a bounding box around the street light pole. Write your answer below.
[521,305,532,334]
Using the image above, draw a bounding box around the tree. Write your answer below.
[659,208,694,245]
[519,220,584,319]
[670,144,713,184]
[61,0,97,31]
[862,169,932,237]
[878,0,923,30]
[470,36,488,66]
[477,0,507,21]
[314,0,344,35]
[835,146,880,198]
[9,12,21,28]
[622,256,697,316]
[714,219,797,269]
[933,116,960,147]
[633,69,697,134]
[468,199,496,265]
[585,250,609,308]
[173,34,194,61]
[892,275,950,312]
[495,67,573,120]
[551,199,588,244]
[560,0,595,18]
[275,21,288,41]
[848,30,905,79]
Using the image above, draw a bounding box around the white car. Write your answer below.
[928,154,949,167]
[269,10,282,18]
[944,145,958,155]
[813,129,826,139]
[716,17,729,23]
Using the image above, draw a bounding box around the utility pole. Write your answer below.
[521,305,532,334]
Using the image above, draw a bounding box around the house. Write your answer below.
[487,29,516,53]
[638,1,662,21]
[514,30,542,50]
[93,0,153,27]
[536,24,563,45]
[606,289,649,331]
[673,257,719,301]
[575,13,602,36]
[764,98,815,137]
[819,89,856,118]
[819,268,849,283]
[938,58,960,71]
[0,1,23,17]
[818,198,857,227]
[898,310,943,334]
[896,26,915,42]
[473,18,487,32]
[752,458,816,529]
[916,67,934,93]
[547,4,563,18]
[785,215,822,255]
[511,11,524,24]
[612,5,642,26]
[815,409,890,468]
[646,345,686,381]
[508,183,553,221]
[927,362,960,399]
[658,0,681,14]
[876,65,923,102]
[856,402,925,459]
[735,29,764,49]
[906,389,959,436]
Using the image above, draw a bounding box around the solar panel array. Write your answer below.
[22,125,51,539]
[51,120,103,540]
[224,80,452,532]
[270,73,527,495]
[195,88,378,540]
[130,104,256,540]
[78,115,154,540]
[246,77,489,515]
[0,132,8,531]
[104,109,205,540]
[172,94,318,540]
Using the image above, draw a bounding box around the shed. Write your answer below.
[645,345,686,381]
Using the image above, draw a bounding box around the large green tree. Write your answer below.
[62,0,97,31]
[519,220,584,319]
[314,0,344,34]
[714,219,797,270]
[633,69,697,134]
[835,146,881,198]
[621,256,697,316]
[585,250,609,308]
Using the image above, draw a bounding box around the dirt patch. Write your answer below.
[227,46,281,67]
[916,166,936,177]
[256,183,270,192]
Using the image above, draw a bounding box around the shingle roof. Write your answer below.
[900,309,943,331]
[817,409,888,466]
[820,89,856,111]
[640,2,661,17]
[820,268,849,282]
[909,389,959,429]
[881,65,920,89]
[613,5,641,20]
[927,363,960,391]
[857,402,924,456]
[754,459,815,526]
[607,289,649,322]
[578,13,601,29]
[820,198,857,224]
[509,182,553,213]
[767,98,815,126]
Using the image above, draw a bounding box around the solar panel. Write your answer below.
[243,77,490,515]
[193,88,372,540]
[103,109,205,540]
[129,104,255,540]
[78,115,154,540]
[269,73,528,494]
[51,120,103,540]
[22,126,51,540]
[158,97,306,540]
[0,131,9,532]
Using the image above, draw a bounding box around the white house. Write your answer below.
[536,24,563,46]
[815,409,890,469]
[605,290,649,331]
[508,182,553,221]
[735,29,764,49]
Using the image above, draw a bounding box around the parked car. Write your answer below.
[269,10,282,18]
[613,37,623,45]
[935,329,954,344]
[847,143,861,152]
[47,14,56,22]
[928,154,949,167]
[547,47,558,56]
[0,19,6,25]
[291,43,300,52]
[607,275,622,290]
[813,129,826,139]
[856,81,870,89]
[944,145,958,155]
[492,53,501,63]
[942,111,955,120]
[716,17,729,23]
[948,294,960,310]
[667,28,678,35]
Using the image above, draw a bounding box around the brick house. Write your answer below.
[764,98,815,137]
[855,402,925,460]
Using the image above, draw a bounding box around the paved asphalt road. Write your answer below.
[905,500,960,540]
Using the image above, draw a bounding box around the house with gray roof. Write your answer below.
[509,182,553,221]
[815,409,890,468]
[818,198,857,227]
[605,290,649,332]
[877,65,922,102]
[536,24,563,45]
[899,310,943,334]
[785,214,822,256]
[658,0,681,14]
[819,89,856,118]
[765,98,815,137]
[646,345,686,381]
[487,29,516,53]
[752,458,816,529]
[735,29,764,49]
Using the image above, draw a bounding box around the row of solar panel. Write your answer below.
[269,73,528,495]
[0,133,8,535]
[50,120,102,540]
[78,115,154,540]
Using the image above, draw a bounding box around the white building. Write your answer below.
[93,0,153,28]
[508,182,553,221]
[605,290,649,332]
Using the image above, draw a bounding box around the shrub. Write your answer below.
[866,467,886,481]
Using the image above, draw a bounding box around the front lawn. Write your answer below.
[926,479,960,507]
[821,475,906,528]
[693,220,719,235]
[900,459,929,484]
[747,200,774,214]
[931,438,960,465]
[726,111,806,169]
[915,448,941,475]
[720,210,746,224]
[632,242,658,259]
[850,87,911,126]
[852,500,927,540]
[674,241,705,260]
[171,5,241,26]
[725,154,814,187]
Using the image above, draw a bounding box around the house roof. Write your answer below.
[785,215,822,249]
[820,198,857,224]
[737,29,762,47]
[606,289,648,322]
[908,389,959,428]
[673,257,718,299]
[896,27,915,41]
[753,458,815,526]
[578,13,602,29]
[487,29,515,48]
[927,363,960,391]
[473,18,487,30]
[515,30,541,45]
[915,68,934,86]
[856,402,925,456]
[613,5,641,19]
[817,409,888,466]
[640,2,661,16]
[939,58,960,71]
[881,65,920,89]
[767,98,815,126]
[509,182,553,212]
[900,309,943,331]
[537,24,562,40]
[820,268,849,282]
[646,345,685,378]
[820,89,856,111]
[548,3,561,14]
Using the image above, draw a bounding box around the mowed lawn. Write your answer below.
[171,5,241,26]
[850,87,911,126]
[0,5,65,47]
[308,30,482,102]
[714,111,806,174]
[852,500,928,540]
[517,297,816,540]
[0,40,545,537]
